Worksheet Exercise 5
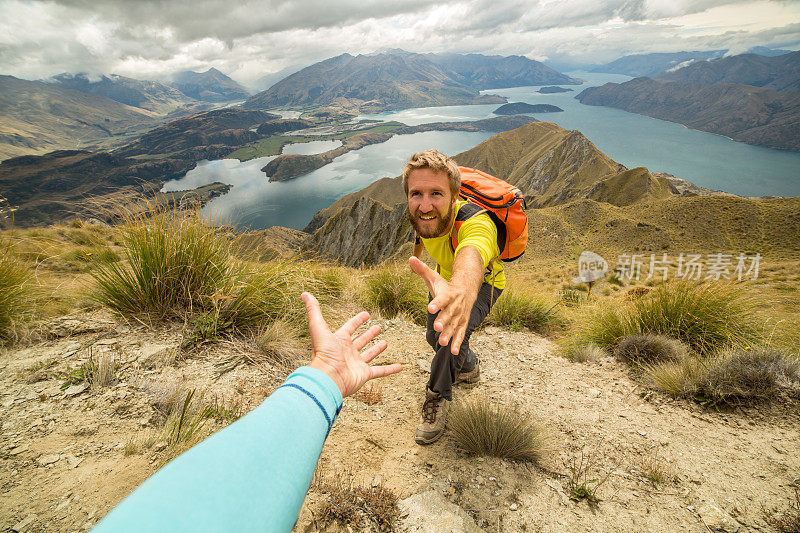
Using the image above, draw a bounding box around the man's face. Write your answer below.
[407,168,456,239]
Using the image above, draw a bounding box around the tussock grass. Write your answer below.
[486,289,563,333]
[449,393,552,462]
[583,280,763,355]
[363,265,427,324]
[90,206,303,338]
[641,359,705,398]
[636,449,676,485]
[0,246,33,342]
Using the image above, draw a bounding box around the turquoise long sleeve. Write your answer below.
[94,366,343,532]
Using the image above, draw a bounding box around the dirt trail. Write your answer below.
[1,311,798,532]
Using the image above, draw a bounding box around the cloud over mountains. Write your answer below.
[1,0,798,87]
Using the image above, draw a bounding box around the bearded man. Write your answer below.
[404,149,504,444]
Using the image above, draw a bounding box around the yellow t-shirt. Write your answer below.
[421,200,505,290]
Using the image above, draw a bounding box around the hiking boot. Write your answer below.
[455,357,480,385]
[415,389,450,445]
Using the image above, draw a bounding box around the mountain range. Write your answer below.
[45,73,195,114]
[243,51,580,112]
[577,51,800,151]
[592,47,794,78]
[168,68,251,102]
[658,51,800,92]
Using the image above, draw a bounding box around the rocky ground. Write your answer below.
[2,305,798,532]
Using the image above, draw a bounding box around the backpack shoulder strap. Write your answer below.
[450,202,486,252]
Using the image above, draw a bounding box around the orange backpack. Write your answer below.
[451,166,529,262]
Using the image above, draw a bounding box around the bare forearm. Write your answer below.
[450,245,484,310]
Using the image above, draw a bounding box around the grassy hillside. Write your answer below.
[0,75,161,162]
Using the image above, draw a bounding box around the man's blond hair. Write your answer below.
[402,149,461,197]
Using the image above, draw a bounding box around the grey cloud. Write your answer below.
[53,0,435,41]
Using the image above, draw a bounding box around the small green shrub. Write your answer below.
[487,289,562,333]
[614,334,689,367]
[584,281,763,355]
[449,394,551,462]
[564,444,614,507]
[363,265,427,324]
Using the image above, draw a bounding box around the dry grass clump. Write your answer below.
[764,487,800,533]
[584,280,763,355]
[0,242,33,343]
[643,347,799,405]
[60,348,119,389]
[449,393,552,462]
[614,334,689,367]
[214,319,307,376]
[362,264,427,324]
[486,288,563,333]
[564,342,608,363]
[636,449,677,485]
[314,469,399,532]
[354,382,383,405]
[694,348,799,405]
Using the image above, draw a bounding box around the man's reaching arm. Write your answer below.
[409,244,485,355]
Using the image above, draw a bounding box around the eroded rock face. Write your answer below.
[302,196,412,267]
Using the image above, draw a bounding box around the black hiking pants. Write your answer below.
[426,282,502,401]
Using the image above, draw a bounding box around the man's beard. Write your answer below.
[408,203,454,239]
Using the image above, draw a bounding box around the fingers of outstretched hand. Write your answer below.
[353,324,381,351]
[409,256,439,293]
[302,292,329,339]
[367,363,403,381]
[336,310,371,338]
[359,339,388,363]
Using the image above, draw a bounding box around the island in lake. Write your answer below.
[537,86,573,93]
[493,102,563,115]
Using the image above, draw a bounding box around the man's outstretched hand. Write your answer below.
[409,255,478,356]
[303,292,402,398]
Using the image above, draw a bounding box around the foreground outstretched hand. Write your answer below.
[408,256,472,356]
[303,292,402,398]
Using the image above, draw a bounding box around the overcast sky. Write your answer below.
[1,0,798,88]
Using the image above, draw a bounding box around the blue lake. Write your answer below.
[163,131,492,230]
[164,71,800,231]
